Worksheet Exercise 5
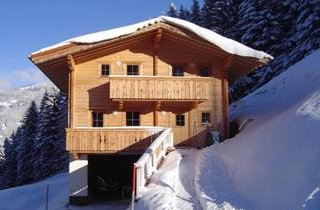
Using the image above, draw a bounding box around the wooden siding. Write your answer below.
[67,37,227,147]
[109,76,210,101]
[66,127,163,153]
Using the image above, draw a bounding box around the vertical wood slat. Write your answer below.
[109,76,210,100]
[66,128,163,153]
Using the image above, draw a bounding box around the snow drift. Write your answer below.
[196,50,320,210]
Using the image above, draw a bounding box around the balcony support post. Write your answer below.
[67,54,76,128]
[153,28,162,76]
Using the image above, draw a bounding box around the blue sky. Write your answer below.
[0,0,192,88]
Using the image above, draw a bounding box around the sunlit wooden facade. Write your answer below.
[30,21,269,153]
[30,18,270,204]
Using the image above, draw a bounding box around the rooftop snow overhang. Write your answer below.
[29,16,273,93]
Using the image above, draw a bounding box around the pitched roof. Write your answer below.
[31,16,273,61]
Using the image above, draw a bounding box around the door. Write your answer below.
[173,112,190,146]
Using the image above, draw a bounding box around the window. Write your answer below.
[200,68,209,77]
[126,112,140,126]
[92,112,103,127]
[172,66,184,76]
[201,112,211,124]
[127,65,139,75]
[176,114,185,126]
[101,64,110,76]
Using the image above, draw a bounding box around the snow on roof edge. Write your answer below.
[31,16,273,61]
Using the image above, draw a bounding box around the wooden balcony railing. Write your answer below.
[109,76,210,101]
[66,127,164,153]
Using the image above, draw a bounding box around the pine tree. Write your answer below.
[201,0,216,31]
[289,0,320,62]
[190,0,202,25]
[167,2,178,17]
[34,91,68,179]
[1,132,18,188]
[16,101,38,185]
[178,5,191,20]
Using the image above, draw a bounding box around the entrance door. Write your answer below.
[173,112,189,146]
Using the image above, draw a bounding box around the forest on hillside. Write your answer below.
[167,0,319,101]
[0,91,68,189]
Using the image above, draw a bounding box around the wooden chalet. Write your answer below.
[30,16,272,204]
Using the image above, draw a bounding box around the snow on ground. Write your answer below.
[0,173,69,210]
[175,149,202,210]
[135,150,181,210]
[136,149,201,210]
[196,50,320,210]
[0,173,129,210]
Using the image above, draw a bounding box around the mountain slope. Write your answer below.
[196,50,320,210]
[0,83,54,146]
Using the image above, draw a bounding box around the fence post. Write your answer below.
[45,184,49,210]
[131,164,136,210]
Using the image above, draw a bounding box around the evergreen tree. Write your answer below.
[34,91,68,179]
[1,132,18,188]
[190,0,202,25]
[178,5,191,21]
[167,2,178,17]
[201,0,216,30]
[16,101,38,185]
[289,0,320,62]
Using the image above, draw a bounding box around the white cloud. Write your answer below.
[12,68,49,85]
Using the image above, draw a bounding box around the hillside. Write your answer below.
[197,50,320,209]
[0,83,54,146]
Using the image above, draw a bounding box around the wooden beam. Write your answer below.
[155,101,161,110]
[118,100,124,110]
[221,72,229,138]
[222,55,235,71]
[154,28,163,53]
[67,55,76,128]
[153,28,163,75]
[71,153,79,160]
[191,101,199,109]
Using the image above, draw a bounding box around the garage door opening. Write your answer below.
[88,154,141,201]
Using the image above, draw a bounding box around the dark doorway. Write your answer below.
[88,154,140,201]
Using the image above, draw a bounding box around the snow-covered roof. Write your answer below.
[32,16,273,61]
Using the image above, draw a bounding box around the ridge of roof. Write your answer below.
[31,16,273,61]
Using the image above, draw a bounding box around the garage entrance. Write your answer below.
[88,154,141,201]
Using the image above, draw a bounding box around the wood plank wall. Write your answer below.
[72,37,227,147]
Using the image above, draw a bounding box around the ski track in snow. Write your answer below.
[175,149,202,210]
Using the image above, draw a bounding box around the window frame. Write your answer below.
[176,114,185,126]
[201,112,211,125]
[126,111,140,126]
[92,112,103,127]
[172,66,184,77]
[200,67,210,77]
[100,64,110,76]
[127,64,139,76]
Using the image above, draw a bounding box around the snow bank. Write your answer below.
[0,173,69,210]
[196,50,320,210]
[32,16,272,61]
[135,151,181,210]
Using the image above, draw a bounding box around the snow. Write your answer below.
[0,102,11,109]
[174,149,201,210]
[196,50,320,210]
[136,149,201,210]
[0,173,129,210]
[31,16,272,61]
[135,150,181,210]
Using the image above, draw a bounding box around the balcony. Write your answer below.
[66,127,164,154]
[109,76,210,101]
